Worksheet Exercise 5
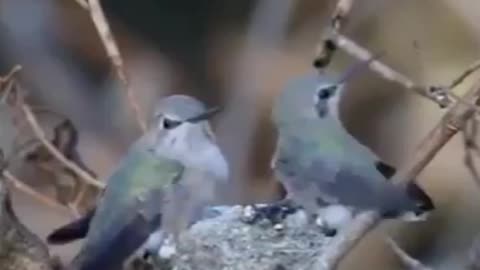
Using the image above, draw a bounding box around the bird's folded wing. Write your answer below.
[70,188,164,270]
[301,156,402,209]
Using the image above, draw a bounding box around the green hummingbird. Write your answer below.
[47,95,228,270]
[271,64,434,233]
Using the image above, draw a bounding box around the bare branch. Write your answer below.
[449,59,480,90]
[463,116,480,189]
[73,0,89,10]
[0,65,22,104]
[385,237,433,270]
[313,0,354,68]
[0,65,22,84]
[2,170,71,214]
[85,0,147,133]
[21,104,105,189]
[312,211,379,269]
[333,34,451,107]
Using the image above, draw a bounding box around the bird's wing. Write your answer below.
[298,153,414,214]
[373,160,434,213]
[72,149,183,270]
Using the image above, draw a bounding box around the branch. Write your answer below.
[2,170,72,215]
[332,34,452,107]
[449,59,480,90]
[313,77,480,269]
[82,0,147,133]
[20,104,105,189]
[385,237,433,270]
[313,0,354,68]
[462,117,480,189]
[73,0,89,10]
[311,0,480,109]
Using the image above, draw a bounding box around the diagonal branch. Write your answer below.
[2,169,72,215]
[312,0,480,108]
[385,237,433,270]
[80,0,147,133]
[331,34,451,107]
[21,103,105,189]
[313,0,354,68]
[462,117,480,189]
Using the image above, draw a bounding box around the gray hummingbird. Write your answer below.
[270,64,434,233]
[47,95,228,270]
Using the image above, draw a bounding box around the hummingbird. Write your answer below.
[270,63,434,233]
[47,95,228,270]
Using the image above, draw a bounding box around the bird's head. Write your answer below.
[273,55,379,126]
[149,95,221,162]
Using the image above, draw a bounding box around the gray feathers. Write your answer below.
[272,71,434,219]
[273,135,418,216]
[154,95,207,121]
[63,95,228,270]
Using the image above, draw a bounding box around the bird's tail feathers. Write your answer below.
[47,209,94,244]
[406,181,435,213]
[380,182,434,221]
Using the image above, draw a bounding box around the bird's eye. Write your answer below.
[317,86,336,100]
[162,117,182,130]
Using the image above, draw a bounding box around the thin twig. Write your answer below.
[385,237,433,270]
[313,0,354,68]
[0,65,22,84]
[449,59,480,90]
[73,0,89,10]
[67,202,81,218]
[313,78,480,269]
[463,116,480,189]
[312,0,480,109]
[21,104,105,189]
[86,0,147,133]
[333,34,451,107]
[2,169,71,214]
[0,65,22,103]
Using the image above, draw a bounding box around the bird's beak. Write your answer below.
[185,106,222,123]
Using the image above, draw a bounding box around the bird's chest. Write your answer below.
[161,169,215,235]
[274,136,347,192]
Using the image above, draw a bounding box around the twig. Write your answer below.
[2,170,71,214]
[313,0,354,68]
[67,203,81,218]
[311,0,480,109]
[0,65,22,103]
[73,0,89,10]
[385,237,433,270]
[333,34,451,107]
[85,0,147,133]
[449,59,480,90]
[313,78,480,269]
[463,116,480,189]
[0,65,22,84]
[329,0,354,30]
[21,104,105,189]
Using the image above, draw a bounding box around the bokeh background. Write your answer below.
[1,0,480,269]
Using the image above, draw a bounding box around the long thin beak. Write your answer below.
[336,51,385,85]
[185,106,222,123]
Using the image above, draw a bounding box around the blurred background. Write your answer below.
[1,0,480,269]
